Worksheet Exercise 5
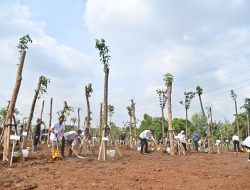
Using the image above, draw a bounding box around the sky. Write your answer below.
[1,0,250,129]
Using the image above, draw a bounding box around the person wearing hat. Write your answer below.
[32,118,42,152]
[49,116,65,159]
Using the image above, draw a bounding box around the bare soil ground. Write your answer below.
[0,145,250,190]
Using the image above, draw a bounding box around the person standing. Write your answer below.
[139,129,157,155]
[49,116,65,159]
[242,136,250,161]
[232,134,240,153]
[192,129,199,151]
[176,130,187,151]
[32,118,42,152]
[61,130,82,157]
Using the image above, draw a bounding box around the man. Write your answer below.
[232,134,240,153]
[139,129,156,155]
[175,130,187,151]
[119,132,126,147]
[32,118,42,152]
[192,129,199,151]
[62,130,82,157]
[242,136,250,161]
[49,116,65,159]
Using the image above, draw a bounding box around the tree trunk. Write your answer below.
[247,113,250,136]
[99,103,103,144]
[85,86,91,129]
[167,83,175,156]
[24,76,43,147]
[40,100,45,120]
[161,108,165,145]
[234,100,240,137]
[129,115,133,148]
[77,108,80,130]
[49,98,53,128]
[103,70,109,134]
[132,100,137,144]
[3,50,26,161]
[198,94,211,154]
[185,108,188,139]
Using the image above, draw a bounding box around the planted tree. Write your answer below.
[179,91,195,138]
[230,90,239,137]
[85,83,93,131]
[163,73,175,155]
[156,89,167,145]
[95,39,111,160]
[57,101,74,120]
[24,76,50,147]
[3,34,32,161]
[108,105,115,125]
[131,99,137,144]
[127,105,133,148]
[196,85,211,154]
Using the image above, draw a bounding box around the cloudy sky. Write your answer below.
[1,0,250,128]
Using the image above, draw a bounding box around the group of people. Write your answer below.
[32,115,85,159]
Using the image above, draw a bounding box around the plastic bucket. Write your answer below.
[22,149,29,158]
[107,150,115,158]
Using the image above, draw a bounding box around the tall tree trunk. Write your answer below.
[129,115,133,148]
[85,86,91,129]
[132,100,137,144]
[210,107,214,140]
[99,103,103,144]
[198,95,211,154]
[234,100,240,137]
[167,84,174,155]
[3,50,26,161]
[161,108,165,145]
[49,98,53,128]
[247,113,250,136]
[77,108,80,130]
[185,108,188,138]
[40,100,45,120]
[24,76,43,147]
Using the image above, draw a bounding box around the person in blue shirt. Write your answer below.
[192,129,199,151]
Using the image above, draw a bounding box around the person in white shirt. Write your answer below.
[232,134,240,153]
[242,136,250,161]
[139,129,156,155]
[61,130,82,157]
[49,116,65,159]
[175,130,187,151]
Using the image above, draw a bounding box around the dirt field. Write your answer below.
[0,145,250,190]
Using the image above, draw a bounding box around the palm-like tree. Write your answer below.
[163,73,174,155]
[156,89,167,145]
[3,35,32,161]
[241,98,250,136]
[196,85,211,154]
[179,91,195,138]
[231,90,240,137]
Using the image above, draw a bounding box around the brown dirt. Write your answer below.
[0,145,250,190]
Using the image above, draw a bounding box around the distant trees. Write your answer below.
[231,90,239,137]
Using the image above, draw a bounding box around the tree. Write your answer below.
[191,112,206,137]
[127,105,133,148]
[179,91,195,138]
[196,85,211,154]
[108,104,115,125]
[241,98,250,136]
[3,34,32,161]
[24,76,50,147]
[163,73,175,155]
[95,39,111,160]
[57,101,74,121]
[85,83,93,131]
[156,89,167,145]
[95,39,110,134]
[230,90,240,137]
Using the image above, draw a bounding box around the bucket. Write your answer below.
[107,149,115,158]
[22,149,29,158]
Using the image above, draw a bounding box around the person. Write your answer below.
[62,130,82,157]
[242,136,250,161]
[175,130,187,151]
[192,129,199,151]
[119,132,126,147]
[32,118,42,152]
[232,134,240,153]
[139,129,157,155]
[49,116,65,159]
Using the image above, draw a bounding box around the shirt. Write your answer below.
[64,131,77,141]
[175,132,186,143]
[139,130,154,140]
[242,136,250,148]
[232,135,239,142]
[50,122,65,141]
[192,131,199,142]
